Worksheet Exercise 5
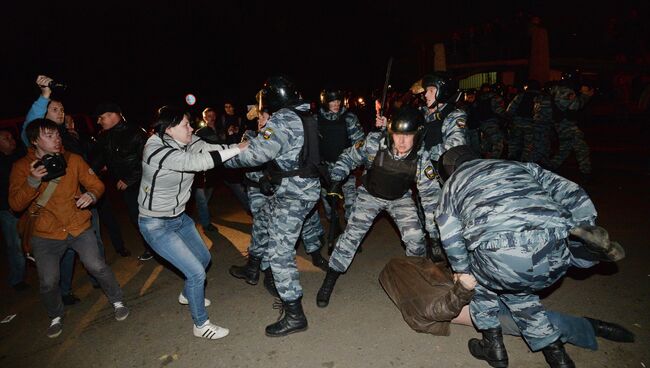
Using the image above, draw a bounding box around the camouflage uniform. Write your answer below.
[435,159,597,351]
[226,104,319,301]
[506,91,537,160]
[302,106,365,245]
[549,85,592,174]
[318,107,365,220]
[522,92,554,167]
[327,132,426,273]
[476,92,507,159]
[244,174,322,271]
[419,105,468,241]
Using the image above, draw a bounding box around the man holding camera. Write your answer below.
[9,119,129,338]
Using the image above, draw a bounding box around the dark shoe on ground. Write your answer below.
[265,297,308,337]
[62,293,81,305]
[541,340,575,368]
[113,302,129,321]
[138,251,154,261]
[468,328,509,368]
[12,281,30,291]
[585,317,635,343]
[309,250,329,272]
[262,268,279,298]
[316,268,341,308]
[229,255,262,285]
[117,248,132,257]
[47,317,63,338]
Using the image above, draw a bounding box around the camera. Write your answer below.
[48,80,67,92]
[34,153,67,181]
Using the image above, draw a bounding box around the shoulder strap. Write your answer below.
[35,177,61,208]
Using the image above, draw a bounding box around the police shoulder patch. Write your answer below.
[424,165,437,180]
[354,140,365,149]
[456,118,466,128]
[262,128,274,140]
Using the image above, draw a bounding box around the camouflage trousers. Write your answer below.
[246,187,321,271]
[551,120,592,174]
[507,118,533,160]
[329,186,426,273]
[468,236,571,351]
[264,194,318,301]
[522,124,552,168]
[479,120,504,159]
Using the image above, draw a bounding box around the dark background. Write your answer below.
[1,0,647,125]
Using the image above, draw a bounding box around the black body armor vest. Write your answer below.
[318,112,350,163]
[363,146,418,200]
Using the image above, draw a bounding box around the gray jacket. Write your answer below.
[138,134,239,217]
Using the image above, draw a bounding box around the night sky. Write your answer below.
[2,0,646,124]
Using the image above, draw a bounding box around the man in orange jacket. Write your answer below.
[9,118,129,338]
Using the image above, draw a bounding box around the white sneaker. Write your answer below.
[178,292,211,307]
[193,320,229,340]
[47,317,63,338]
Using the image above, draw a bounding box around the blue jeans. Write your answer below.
[193,187,214,227]
[139,213,211,326]
[499,303,598,350]
[0,210,25,287]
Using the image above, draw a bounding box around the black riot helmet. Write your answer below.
[387,106,425,153]
[319,88,343,109]
[421,72,458,107]
[258,75,300,113]
[437,145,479,183]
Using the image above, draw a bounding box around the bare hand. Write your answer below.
[375,115,387,128]
[238,141,249,151]
[30,160,48,181]
[454,273,477,290]
[75,193,95,209]
[35,75,53,99]
[116,180,128,190]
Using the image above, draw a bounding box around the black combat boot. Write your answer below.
[229,255,262,285]
[468,328,509,368]
[585,317,635,342]
[541,339,575,368]
[265,297,308,337]
[262,268,279,298]
[309,249,329,272]
[316,268,341,308]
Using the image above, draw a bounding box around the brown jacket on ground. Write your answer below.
[379,257,474,336]
[9,148,104,240]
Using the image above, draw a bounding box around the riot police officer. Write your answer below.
[224,76,319,337]
[316,107,430,308]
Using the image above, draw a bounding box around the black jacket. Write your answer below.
[91,120,147,186]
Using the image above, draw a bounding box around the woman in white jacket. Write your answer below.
[138,106,246,340]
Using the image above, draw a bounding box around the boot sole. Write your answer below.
[316,300,329,308]
[468,340,508,368]
[265,326,308,337]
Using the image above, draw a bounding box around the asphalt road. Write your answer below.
[1,149,649,368]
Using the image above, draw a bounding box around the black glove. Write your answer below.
[259,175,275,196]
[327,181,343,199]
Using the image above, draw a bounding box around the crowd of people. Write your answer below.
[0,71,636,367]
